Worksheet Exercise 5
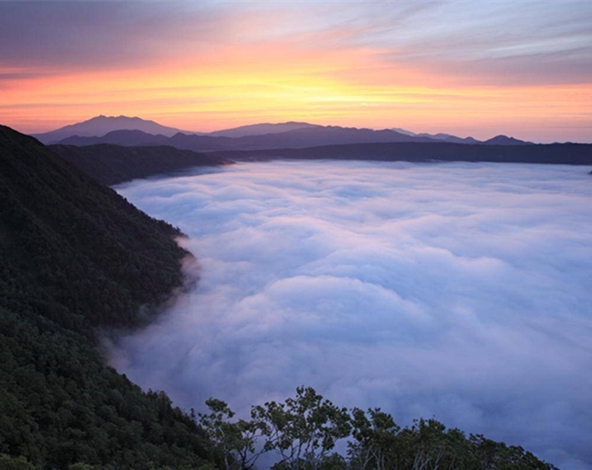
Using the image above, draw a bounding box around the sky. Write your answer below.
[108,161,592,470]
[1,0,592,142]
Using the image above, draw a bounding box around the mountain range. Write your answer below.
[32,115,532,151]
[36,115,590,188]
[32,115,196,143]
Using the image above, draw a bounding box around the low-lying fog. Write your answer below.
[109,161,592,469]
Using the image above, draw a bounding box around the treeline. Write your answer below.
[0,125,216,468]
[198,387,557,470]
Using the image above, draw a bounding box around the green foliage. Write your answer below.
[0,126,189,331]
[346,410,559,470]
[198,389,558,470]
[251,386,351,470]
[0,126,212,469]
[199,399,264,470]
[0,454,39,470]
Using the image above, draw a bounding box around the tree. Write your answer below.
[199,399,265,470]
[197,388,557,470]
[348,408,401,470]
[251,386,351,470]
[0,454,38,470]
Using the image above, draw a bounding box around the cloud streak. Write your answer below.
[2,1,592,141]
[108,161,592,470]
[3,1,590,84]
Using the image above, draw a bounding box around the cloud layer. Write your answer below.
[109,161,592,469]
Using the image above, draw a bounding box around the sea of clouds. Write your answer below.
[108,161,592,469]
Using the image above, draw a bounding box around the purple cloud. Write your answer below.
[108,161,592,470]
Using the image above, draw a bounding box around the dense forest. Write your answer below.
[51,144,228,186]
[197,387,558,470]
[0,125,215,469]
[0,125,559,469]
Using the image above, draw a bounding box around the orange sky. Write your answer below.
[1,1,591,142]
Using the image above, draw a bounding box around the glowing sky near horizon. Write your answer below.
[1,0,592,142]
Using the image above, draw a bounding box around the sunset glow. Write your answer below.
[1,1,591,142]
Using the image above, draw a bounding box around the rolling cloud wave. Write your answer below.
[108,161,592,469]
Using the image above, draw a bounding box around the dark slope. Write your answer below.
[0,126,187,328]
[58,129,170,147]
[57,130,230,151]
[51,143,229,186]
[0,125,214,469]
[210,141,592,165]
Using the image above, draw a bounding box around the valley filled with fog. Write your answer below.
[108,161,592,470]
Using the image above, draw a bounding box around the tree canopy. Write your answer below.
[199,388,557,470]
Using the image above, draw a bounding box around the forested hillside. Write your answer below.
[0,125,216,469]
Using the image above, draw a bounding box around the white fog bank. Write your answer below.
[109,161,592,469]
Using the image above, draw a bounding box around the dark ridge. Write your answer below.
[0,125,215,469]
[209,141,592,166]
[57,129,170,147]
[51,143,230,185]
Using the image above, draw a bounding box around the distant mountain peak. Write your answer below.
[484,135,531,145]
[33,115,191,144]
[209,121,320,138]
[390,127,417,136]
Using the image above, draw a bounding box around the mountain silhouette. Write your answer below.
[209,121,320,138]
[33,115,193,144]
[54,125,438,151]
[42,115,538,150]
[484,135,532,145]
[417,133,482,145]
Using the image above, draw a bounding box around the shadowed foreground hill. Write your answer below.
[51,143,228,186]
[0,125,215,469]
